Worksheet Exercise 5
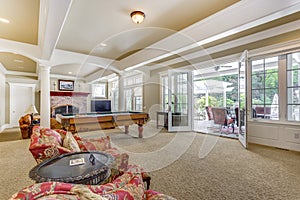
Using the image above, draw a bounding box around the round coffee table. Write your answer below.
[29,151,114,185]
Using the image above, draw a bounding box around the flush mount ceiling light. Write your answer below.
[0,17,10,23]
[130,10,145,24]
[14,59,24,63]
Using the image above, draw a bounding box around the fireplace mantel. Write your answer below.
[50,91,90,97]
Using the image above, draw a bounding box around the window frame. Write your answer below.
[91,83,106,98]
[249,49,300,123]
[286,51,300,121]
[250,56,279,120]
[124,73,143,112]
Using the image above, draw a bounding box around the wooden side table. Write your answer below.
[156,111,168,129]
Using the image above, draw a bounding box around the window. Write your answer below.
[124,73,143,111]
[251,56,279,120]
[287,52,300,121]
[125,89,132,111]
[133,87,142,111]
[134,96,143,111]
[110,79,119,111]
[92,83,106,98]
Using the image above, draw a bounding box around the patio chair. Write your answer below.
[205,106,214,120]
[204,106,215,129]
[211,107,235,134]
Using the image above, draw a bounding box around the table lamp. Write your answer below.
[25,104,38,124]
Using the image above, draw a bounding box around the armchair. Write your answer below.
[18,114,32,139]
[29,126,129,171]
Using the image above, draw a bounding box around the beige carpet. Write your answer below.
[0,127,22,142]
[0,139,36,199]
[1,126,300,199]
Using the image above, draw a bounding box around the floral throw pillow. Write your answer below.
[80,136,111,151]
[55,129,67,140]
[39,128,63,146]
[63,132,81,152]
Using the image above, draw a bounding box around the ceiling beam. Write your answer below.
[0,63,7,74]
[5,70,38,77]
[0,38,40,61]
[38,0,73,60]
[157,19,300,69]
[120,0,300,71]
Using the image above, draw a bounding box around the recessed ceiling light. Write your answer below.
[68,72,73,74]
[0,17,10,23]
[14,59,24,63]
[100,43,107,47]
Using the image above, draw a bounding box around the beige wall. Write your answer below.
[5,83,9,125]
[142,70,163,121]
[35,91,40,114]
[143,75,160,112]
[49,78,90,93]
[0,70,5,130]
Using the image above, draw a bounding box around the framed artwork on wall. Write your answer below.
[58,80,74,91]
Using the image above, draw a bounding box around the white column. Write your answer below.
[40,65,51,128]
[223,87,226,107]
[118,75,125,111]
[205,90,209,106]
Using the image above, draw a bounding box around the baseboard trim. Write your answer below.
[0,124,9,133]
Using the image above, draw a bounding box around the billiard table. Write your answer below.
[56,111,149,138]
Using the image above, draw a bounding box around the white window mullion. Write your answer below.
[278,54,287,121]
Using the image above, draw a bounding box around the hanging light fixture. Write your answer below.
[130,10,145,24]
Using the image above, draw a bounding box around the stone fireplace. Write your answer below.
[50,91,89,117]
[53,104,79,116]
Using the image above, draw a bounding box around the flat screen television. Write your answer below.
[91,100,111,112]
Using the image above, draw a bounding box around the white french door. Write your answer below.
[238,50,248,148]
[167,70,193,132]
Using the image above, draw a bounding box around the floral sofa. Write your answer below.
[10,165,176,200]
[29,126,129,171]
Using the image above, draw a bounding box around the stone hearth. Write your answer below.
[50,91,89,117]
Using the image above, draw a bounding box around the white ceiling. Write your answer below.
[56,0,239,59]
[1,0,300,82]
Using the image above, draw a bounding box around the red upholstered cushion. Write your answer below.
[79,136,112,151]
[105,148,129,171]
[145,190,176,199]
